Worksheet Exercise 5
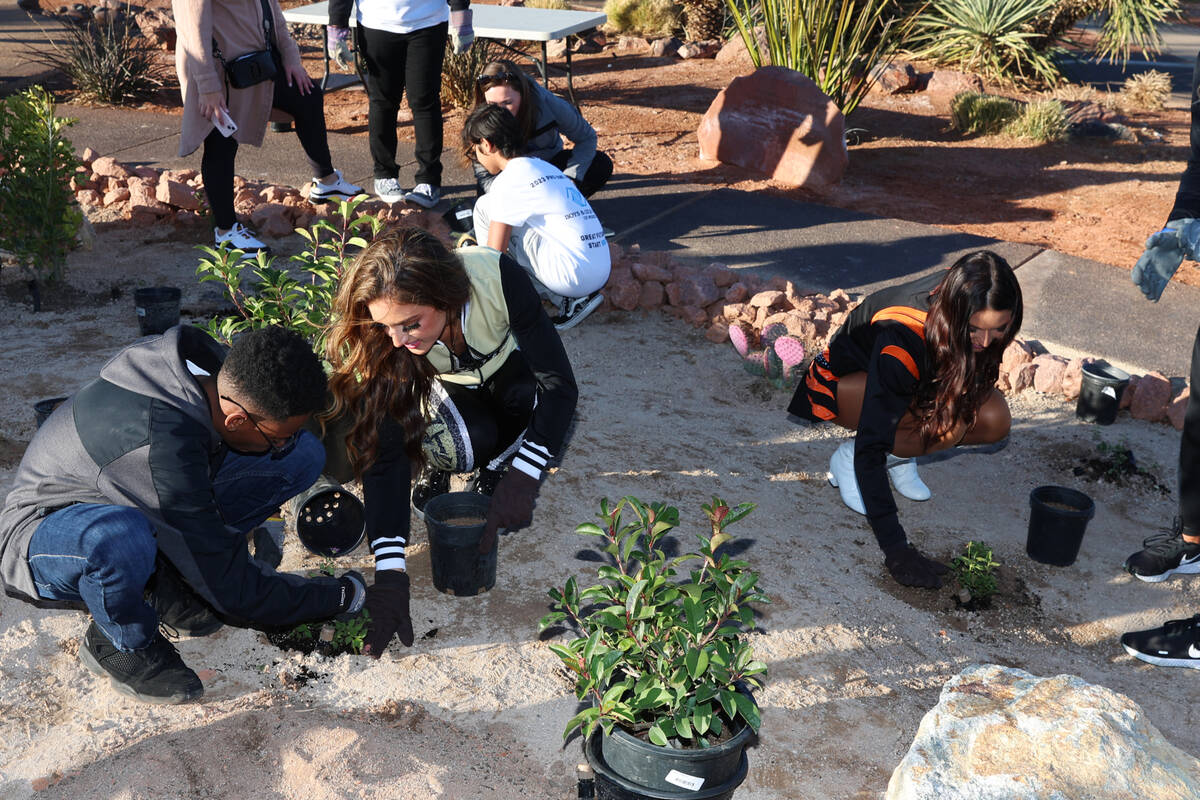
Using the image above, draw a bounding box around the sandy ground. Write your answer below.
[2,224,1200,799]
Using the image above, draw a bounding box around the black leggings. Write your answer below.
[1182,324,1200,534]
[201,71,335,229]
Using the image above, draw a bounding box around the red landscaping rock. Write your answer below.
[1168,387,1190,430]
[76,189,103,207]
[706,320,730,343]
[704,263,737,288]
[1032,354,1068,395]
[80,146,98,165]
[678,40,720,60]
[674,272,721,307]
[91,156,132,179]
[638,280,665,309]
[261,185,292,203]
[131,165,159,180]
[681,305,708,327]
[631,261,673,283]
[608,277,640,311]
[697,66,848,188]
[1120,375,1139,409]
[103,187,130,206]
[722,302,751,322]
[649,36,682,58]
[869,60,919,95]
[748,289,785,308]
[157,179,199,210]
[1131,371,1171,421]
[1011,363,1038,394]
[175,210,202,224]
[1061,358,1085,401]
[924,70,985,112]
[715,28,764,67]
[250,204,294,238]
[724,283,749,303]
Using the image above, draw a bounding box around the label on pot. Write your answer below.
[1102,387,1117,399]
[665,770,704,791]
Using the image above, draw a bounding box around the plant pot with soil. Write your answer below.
[539,497,768,799]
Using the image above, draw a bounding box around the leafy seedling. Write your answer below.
[952,540,999,609]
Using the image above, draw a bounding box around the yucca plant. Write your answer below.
[906,0,1062,86]
[723,0,911,116]
[1029,0,1179,64]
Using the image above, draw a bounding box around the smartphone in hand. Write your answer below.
[213,108,238,138]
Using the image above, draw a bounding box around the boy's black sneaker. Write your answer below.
[553,292,603,331]
[469,466,506,497]
[146,563,224,637]
[412,468,451,521]
[1121,615,1200,669]
[79,621,205,704]
[1123,522,1200,582]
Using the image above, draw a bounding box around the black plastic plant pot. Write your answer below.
[33,396,68,428]
[584,729,750,800]
[288,476,366,557]
[133,286,182,336]
[423,491,495,597]
[1075,362,1130,425]
[1027,485,1095,567]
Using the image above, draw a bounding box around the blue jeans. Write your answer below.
[26,431,324,651]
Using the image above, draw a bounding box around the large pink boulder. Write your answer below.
[697,67,848,188]
[1131,371,1171,422]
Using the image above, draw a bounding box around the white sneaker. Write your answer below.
[827,441,866,515]
[309,169,363,203]
[553,292,603,331]
[214,222,268,256]
[374,177,406,204]
[405,183,441,208]
[887,455,932,501]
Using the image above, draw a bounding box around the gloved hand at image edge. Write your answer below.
[449,9,474,55]
[363,569,414,656]
[883,545,949,590]
[327,25,353,71]
[479,468,539,554]
[1132,217,1200,302]
[336,570,367,616]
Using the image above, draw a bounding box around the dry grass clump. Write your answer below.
[1121,70,1172,111]
[951,92,1019,135]
[603,0,680,37]
[1004,99,1068,143]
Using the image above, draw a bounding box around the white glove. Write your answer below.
[449,9,474,55]
[327,25,353,71]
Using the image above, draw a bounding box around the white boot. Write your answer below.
[887,455,932,501]
[827,441,866,515]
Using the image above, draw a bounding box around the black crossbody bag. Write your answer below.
[213,0,278,89]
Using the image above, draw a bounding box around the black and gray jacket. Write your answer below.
[0,326,343,624]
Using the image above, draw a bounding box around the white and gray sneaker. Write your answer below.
[309,169,363,203]
[552,292,603,331]
[374,177,406,204]
[405,183,441,208]
[214,222,268,257]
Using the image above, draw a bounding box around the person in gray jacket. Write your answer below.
[471,59,613,198]
[0,326,368,704]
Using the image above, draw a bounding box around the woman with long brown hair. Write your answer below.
[322,226,578,652]
[788,250,1023,589]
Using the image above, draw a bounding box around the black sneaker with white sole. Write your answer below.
[552,292,603,331]
[146,563,223,637]
[469,466,506,497]
[1123,522,1200,582]
[411,468,451,520]
[79,621,204,704]
[1121,615,1200,669]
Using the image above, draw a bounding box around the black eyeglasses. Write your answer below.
[476,71,520,89]
[220,394,299,458]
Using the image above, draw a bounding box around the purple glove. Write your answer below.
[449,9,474,54]
[362,570,414,657]
[479,468,539,553]
[327,25,352,71]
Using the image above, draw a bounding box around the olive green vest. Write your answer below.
[425,247,517,386]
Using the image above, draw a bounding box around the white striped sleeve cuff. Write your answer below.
[372,535,407,572]
[512,440,551,481]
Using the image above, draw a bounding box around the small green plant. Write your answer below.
[29,5,165,104]
[724,0,911,116]
[906,0,1062,86]
[195,195,383,353]
[1003,98,1067,141]
[1121,69,1171,111]
[1095,437,1136,480]
[330,612,370,654]
[951,91,1020,134]
[0,85,83,312]
[540,496,768,747]
[952,540,999,602]
[274,611,372,655]
[441,38,501,110]
[603,0,681,37]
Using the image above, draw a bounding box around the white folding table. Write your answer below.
[281,2,607,101]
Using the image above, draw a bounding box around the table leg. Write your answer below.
[564,45,575,105]
[539,41,549,88]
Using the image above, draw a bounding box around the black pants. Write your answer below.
[201,71,335,230]
[1182,325,1200,534]
[473,148,614,198]
[357,22,446,186]
[441,353,537,470]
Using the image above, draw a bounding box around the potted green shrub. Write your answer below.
[539,496,768,797]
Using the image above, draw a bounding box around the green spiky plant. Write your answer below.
[539,497,768,747]
[951,91,1020,134]
[1003,98,1068,141]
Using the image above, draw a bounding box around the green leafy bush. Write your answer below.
[905,0,1062,86]
[724,0,910,116]
[951,91,1020,134]
[1003,97,1067,141]
[195,195,383,352]
[952,540,999,603]
[29,6,165,104]
[604,0,681,37]
[441,38,501,110]
[1121,69,1171,111]
[0,86,83,311]
[539,496,768,747]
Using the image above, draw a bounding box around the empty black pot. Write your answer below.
[1027,485,1095,567]
[288,476,365,557]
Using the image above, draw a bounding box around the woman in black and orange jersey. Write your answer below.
[788,250,1023,589]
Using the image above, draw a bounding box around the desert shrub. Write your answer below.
[525,0,571,8]
[682,0,726,41]
[951,91,1020,133]
[905,0,1062,86]
[0,86,83,312]
[1003,98,1068,141]
[441,37,501,110]
[1121,69,1171,111]
[1028,0,1180,64]
[724,0,911,117]
[29,5,165,104]
[604,0,681,37]
[1049,82,1097,103]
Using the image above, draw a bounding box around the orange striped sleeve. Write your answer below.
[881,345,920,380]
[871,306,927,338]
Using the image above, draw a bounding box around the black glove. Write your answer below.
[335,570,366,616]
[480,468,540,554]
[251,525,283,569]
[884,545,949,589]
[362,570,414,657]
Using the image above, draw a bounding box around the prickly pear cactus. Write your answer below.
[760,323,788,348]
[729,324,752,358]
[742,349,770,377]
[774,335,806,371]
